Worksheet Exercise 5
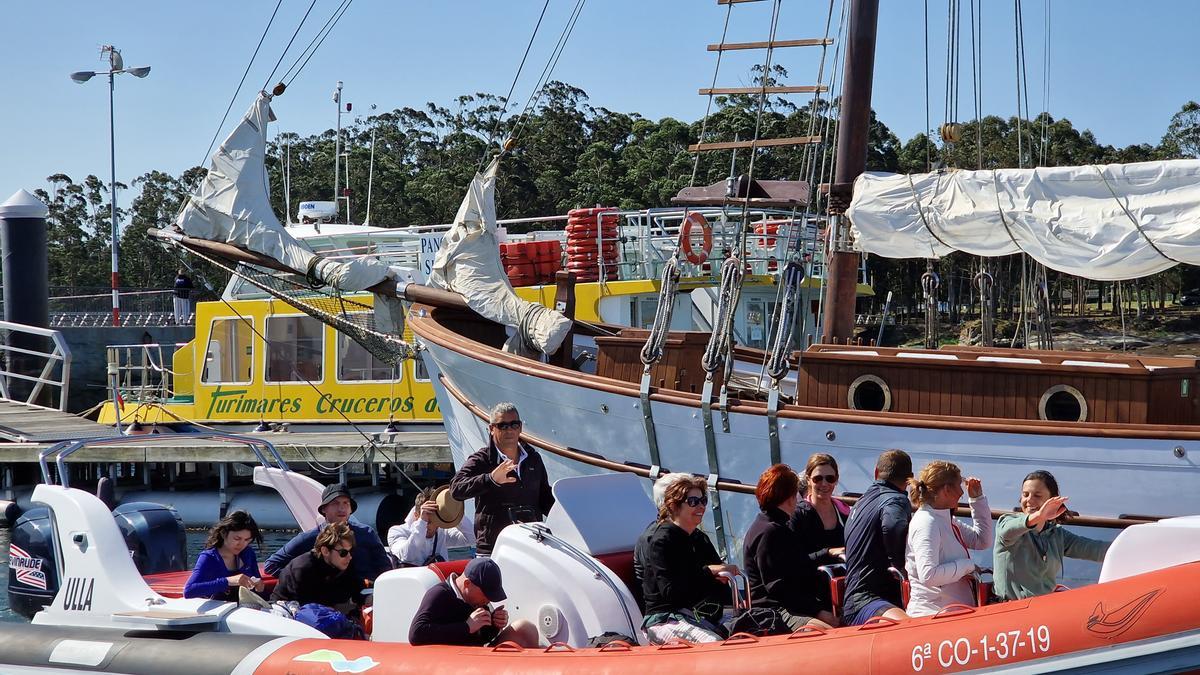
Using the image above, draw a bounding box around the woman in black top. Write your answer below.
[791,453,852,567]
[744,464,835,630]
[634,474,739,644]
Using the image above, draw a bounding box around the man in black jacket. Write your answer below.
[408,557,538,647]
[271,522,362,615]
[841,449,914,626]
[450,402,555,556]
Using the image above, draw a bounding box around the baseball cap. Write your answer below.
[464,558,506,603]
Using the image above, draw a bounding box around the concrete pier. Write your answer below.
[0,430,450,464]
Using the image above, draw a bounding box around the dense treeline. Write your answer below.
[29,80,1200,318]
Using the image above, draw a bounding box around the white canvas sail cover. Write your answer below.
[429,158,571,355]
[176,92,397,294]
[845,160,1200,280]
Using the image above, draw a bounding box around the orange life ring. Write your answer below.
[680,212,713,265]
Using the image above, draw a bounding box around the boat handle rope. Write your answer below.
[701,378,730,561]
[637,255,682,476]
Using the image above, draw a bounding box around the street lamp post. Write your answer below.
[70,45,150,327]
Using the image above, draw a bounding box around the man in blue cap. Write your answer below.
[409,558,539,647]
[264,483,391,587]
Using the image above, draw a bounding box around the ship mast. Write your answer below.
[821,0,880,343]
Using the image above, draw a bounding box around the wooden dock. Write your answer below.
[0,430,451,464]
[0,400,114,443]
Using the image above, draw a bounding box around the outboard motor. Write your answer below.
[6,502,187,619]
[6,507,57,620]
[113,502,187,575]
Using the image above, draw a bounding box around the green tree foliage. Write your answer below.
[1165,101,1200,159]
[28,76,1194,320]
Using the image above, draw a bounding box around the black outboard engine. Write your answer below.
[7,502,187,619]
[6,507,57,620]
[113,502,187,575]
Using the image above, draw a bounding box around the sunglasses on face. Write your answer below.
[492,420,523,431]
[810,475,838,484]
[684,495,709,507]
[332,547,353,558]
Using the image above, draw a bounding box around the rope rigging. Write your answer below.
[479,0,553,169]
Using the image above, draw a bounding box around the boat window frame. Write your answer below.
[847,374,892,412]
[200,315,256,386]
[263,313,327,385]
[1038,384,1088,423]
[334,311,403,384]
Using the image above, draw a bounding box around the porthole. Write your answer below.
[847,374,891,412]
[1039,384,1087,422]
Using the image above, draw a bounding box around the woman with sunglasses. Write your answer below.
[993,470,1110,601]
[451,402,555,556]
[271,522,363,616]
[791,453,852,567]
[635,474,740,644]
[183,510,265,600]
[744,464,836,631]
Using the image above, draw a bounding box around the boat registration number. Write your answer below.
[911,625,1051,671]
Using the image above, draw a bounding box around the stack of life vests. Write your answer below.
[565,207,619,282]
[501,240,563,287]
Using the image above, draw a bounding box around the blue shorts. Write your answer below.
[846,598,900,626]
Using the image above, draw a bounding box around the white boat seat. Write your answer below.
[370,566,444,643]
[1099,515,1200,583]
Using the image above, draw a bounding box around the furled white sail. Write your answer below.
[845,160,1200,280]
[175,92,397,294]
[429,157,571,356]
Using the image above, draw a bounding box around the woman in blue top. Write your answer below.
[183,511,266,600]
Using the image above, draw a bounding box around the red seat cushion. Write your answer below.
[595,550,637,591]
[144,565,278,599]
[428,559,470,581]
[830,576,847,617]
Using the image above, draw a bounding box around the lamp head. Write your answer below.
[127,66,151,78]
[70,71,96,84]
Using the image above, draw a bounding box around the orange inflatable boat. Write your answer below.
[5,468,1199,675]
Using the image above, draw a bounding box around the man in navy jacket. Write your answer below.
[841,449,914,625]
[264,483,391,586]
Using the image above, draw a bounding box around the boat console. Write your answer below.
[373,472,652,646]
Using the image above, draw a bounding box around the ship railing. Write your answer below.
[225,208,856,295]
[0,320,72,411]
[105,342,188,404]
[50,311,186,328]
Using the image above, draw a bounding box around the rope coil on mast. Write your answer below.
[639,256,682,366]
[701,256,746,375]
[766,261,805,382]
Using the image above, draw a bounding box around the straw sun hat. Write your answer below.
[427,486,465,529]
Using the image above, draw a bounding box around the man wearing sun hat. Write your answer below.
[265,483,392,586]
[387,485,476,566]
[409,557,540,647]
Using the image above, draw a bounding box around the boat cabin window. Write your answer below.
[847,374,891,412]
[266,316,324,382]
[337,334,397,382]
[202,318,254,384]
[1039,384,1088,422]
[413,355,430,382]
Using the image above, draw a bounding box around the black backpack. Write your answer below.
[724,607,792,637]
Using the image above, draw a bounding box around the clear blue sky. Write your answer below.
[2,1,1197,211]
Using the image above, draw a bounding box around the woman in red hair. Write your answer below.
[743,464,835,630]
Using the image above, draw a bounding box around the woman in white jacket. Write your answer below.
[904,461,993,617]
